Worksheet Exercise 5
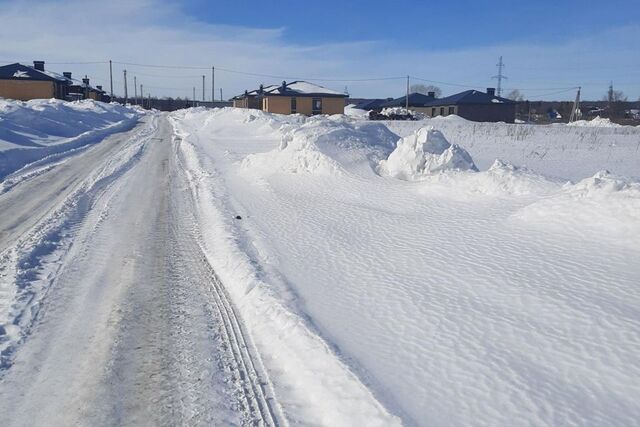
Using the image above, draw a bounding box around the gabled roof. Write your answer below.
[263,81,346,97]
[356,99,389,110]
[380,92,436,108]
[426,90,515,106]
[0,63,69,83]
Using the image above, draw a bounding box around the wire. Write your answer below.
[410,76,484,89]
[525,87,580,99]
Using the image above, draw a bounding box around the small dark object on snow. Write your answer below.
[235,215,242,220]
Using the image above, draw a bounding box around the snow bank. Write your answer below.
[380,126,476,180]
[567,116,622,127]
[0,99,142,179]
[384,119,640,180]
[515,170,640,245]
[344,104,368,119]
[242,115,397,176]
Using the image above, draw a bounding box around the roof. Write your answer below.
[425,90,516,106]
[355,99,390,110]
[380,92,436,108]
[0,63,69,83]
[263,81,347,97]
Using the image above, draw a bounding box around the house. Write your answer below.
[423,88,516,123]
[379,92,437,113]
[0,61,72,101]
[66,75,109,102]
[234,81,347,115]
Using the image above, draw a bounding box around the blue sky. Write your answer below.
[0,0,638,101]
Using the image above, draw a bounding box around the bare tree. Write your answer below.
[409,84,442,98]
[603,89,627,102]
[506,89,524,101]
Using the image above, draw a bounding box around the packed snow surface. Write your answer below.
[0,98,141,178]
[171,107,640,426]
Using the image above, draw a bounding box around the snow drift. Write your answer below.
[567,116,622,128]
[0,99,142,180]
[379,126,477,180]
[242,115,397,176]
[515,170,640,245]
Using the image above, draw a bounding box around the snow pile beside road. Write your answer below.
[384,119,640,180]
[0,99,141,179]
[515,170,640,244]
[344,104,369,119]
[380,126,477,180]
[242,116,397,176]
[567,116,622,127]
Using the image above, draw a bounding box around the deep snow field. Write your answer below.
[172,107,640,426]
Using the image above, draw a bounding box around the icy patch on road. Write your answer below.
[379,126,477,180]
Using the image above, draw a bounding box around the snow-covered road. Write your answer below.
[0,115,282,425]
[1,105,638,426]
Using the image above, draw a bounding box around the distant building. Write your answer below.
[0,61,109,102]
[379,92,437,113]
[0,61,71,100]
[233,81,347,115]
[424,88,516,123]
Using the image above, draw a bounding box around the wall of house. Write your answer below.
[415,105,458,116]
[458,104,516,123]
[0,80,55,100]
[263,96,292,114]
[321,97,345,115]
[263,96,344,115]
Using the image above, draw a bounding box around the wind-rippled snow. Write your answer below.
[170,107,640,425]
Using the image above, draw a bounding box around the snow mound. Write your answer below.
[568,116,621,127]
[515,170,640,244]
[242,117,397,176]
[467,159,563,196]
[0,99,141,179]
[344,104,368,119]
[380,126,477,180]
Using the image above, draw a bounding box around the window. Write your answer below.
[448,106,455,115]
[440,107,445,116]
[431,107,436,116]
[291,97,297,113]
[312,98,322,115]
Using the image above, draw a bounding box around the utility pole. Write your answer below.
[140,84,143,108]
[123,69,128,104]
[133,76,137,105]
[492,56,507,97]
[608,81,614,112]
[109,60,113,99]
[211,67,215,103]
[569,87,582,122]
[148,93,151,110]
[405,75,409,110]
[193,87,196,106]
[202,75,205,102]
[220,88,223,101]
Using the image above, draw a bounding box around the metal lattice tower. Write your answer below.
[492,56,507,96]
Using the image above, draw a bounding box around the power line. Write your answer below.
[492,56,507,97]
[410,76,483,89]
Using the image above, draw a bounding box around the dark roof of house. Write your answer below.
[355,99,389,110]
[380,92,436,108]
[425,90,516,106]
[0,63,70,83]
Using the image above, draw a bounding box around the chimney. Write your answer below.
[63,72,72,79]
[259,83,264,94]
[486,88,496,97]
[33,60,45,71]
[281,80,286,91]
[82,75,90,86]
[428,91,435,97]
[96,85,102,90]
